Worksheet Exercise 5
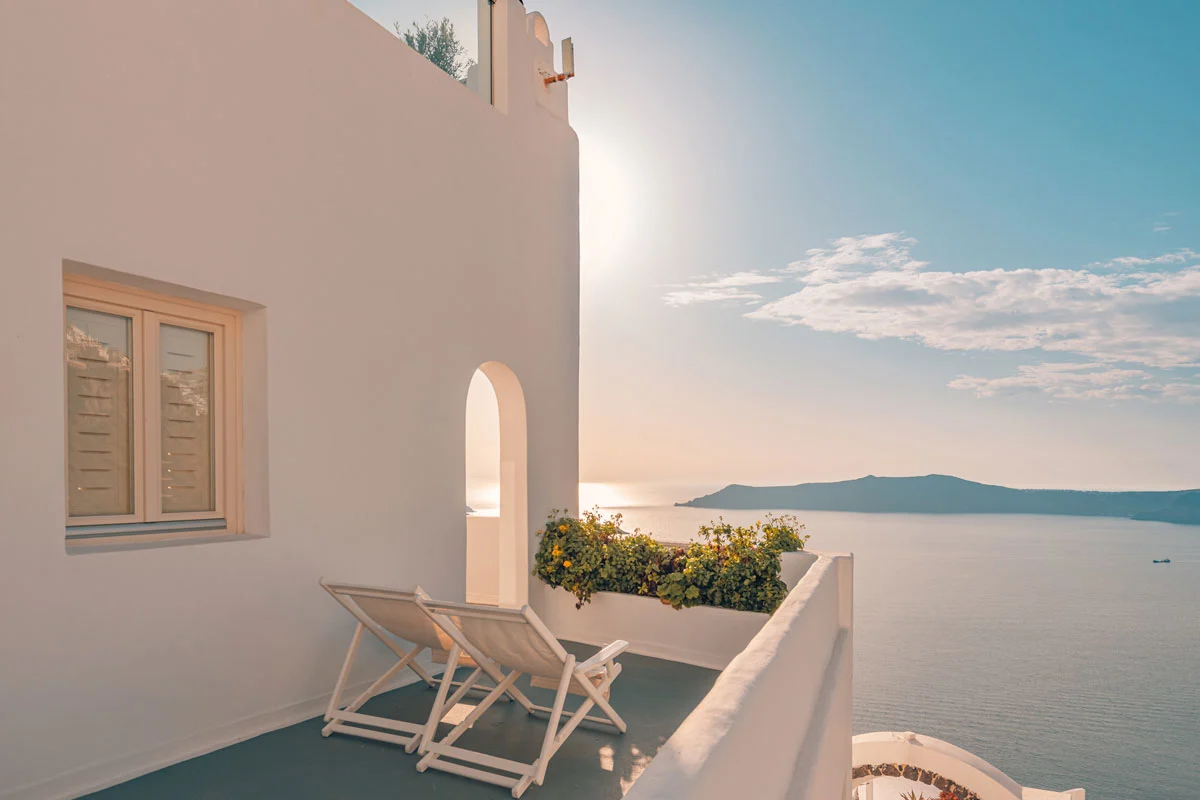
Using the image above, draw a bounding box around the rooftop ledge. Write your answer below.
[852,732,1086,800]
[84,550,854,799]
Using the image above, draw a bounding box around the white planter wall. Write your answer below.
[539,550,819,669]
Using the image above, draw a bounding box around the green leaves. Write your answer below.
[534,511,808,614]
[396,17,476,83]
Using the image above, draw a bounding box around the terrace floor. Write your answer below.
[85,643,718,800]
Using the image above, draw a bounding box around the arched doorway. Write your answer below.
[464,362,529,608]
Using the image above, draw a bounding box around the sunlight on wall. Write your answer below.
[466,369,500,510]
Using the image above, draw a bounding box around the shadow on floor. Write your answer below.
[85,643,718,799]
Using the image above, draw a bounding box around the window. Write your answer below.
[64,276,241,540]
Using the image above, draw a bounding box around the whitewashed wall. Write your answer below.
[0,1,578,797]
[465,514,501,605]
[626,552,855,800]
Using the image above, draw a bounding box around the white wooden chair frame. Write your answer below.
[416,599,628,798]
[319,580,529,753]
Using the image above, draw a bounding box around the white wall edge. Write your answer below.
[625,552,854,800]
[553,628,736,671]
[3,665,441,800]
[787,626,852,795]
[852,731,1086,800]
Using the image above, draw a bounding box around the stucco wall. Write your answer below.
[0,1,578,797]
[465,514,501,605]
[626,552,854,800]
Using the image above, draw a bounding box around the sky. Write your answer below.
[352,0,1200,504]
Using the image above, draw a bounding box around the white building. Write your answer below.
[0,2,1084,799]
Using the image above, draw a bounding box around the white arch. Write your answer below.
[474,361,529,608]
[526,11,551,46]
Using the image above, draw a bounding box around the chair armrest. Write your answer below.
[577,640,629,674]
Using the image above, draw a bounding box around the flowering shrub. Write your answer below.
[534,509,807,613]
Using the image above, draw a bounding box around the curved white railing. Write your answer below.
[852,731,1085,800]
[626,551,854,799]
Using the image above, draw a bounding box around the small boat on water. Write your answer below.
[1153,558,1171,564]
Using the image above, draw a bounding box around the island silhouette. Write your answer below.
[678,474,1200,525]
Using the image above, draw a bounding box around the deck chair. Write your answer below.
[415,599,628,798]
[319,580,534,753]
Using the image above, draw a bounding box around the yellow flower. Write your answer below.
[562,560,572,568]
[552,546,562,557]
[558,525,568,533]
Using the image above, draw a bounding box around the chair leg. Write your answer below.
[417,643,461,763]
[323,623,364,729]
[504,683,538,715]
[512,773,536,798]
[342,645,425,715]
[579,665,627,734]
[443,667,485,710]
[464,664,537,714]
[408,657,437,688]
[585,690,627,734]
[410,664,484,753]
[418,667,523,772]
[530,655,575,788]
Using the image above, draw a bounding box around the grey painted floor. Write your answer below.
[86,643,717,799]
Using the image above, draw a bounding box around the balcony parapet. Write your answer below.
[625,551,854,799]
[852,731,1086,800]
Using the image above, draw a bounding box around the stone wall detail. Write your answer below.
[852,763,982,800]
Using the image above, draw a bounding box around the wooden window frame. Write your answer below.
[64,276,243,540]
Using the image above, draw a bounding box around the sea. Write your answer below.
[600,505,1200,800]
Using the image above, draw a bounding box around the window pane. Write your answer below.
[66,307,134,517]
[160,325,215,514]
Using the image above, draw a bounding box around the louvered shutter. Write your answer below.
[65,307,134,517]
[159,324,214,514]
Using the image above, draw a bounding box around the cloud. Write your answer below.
[1157,382,1200,402]
[1153,212,1181,234]
[672,233,1200,401]
[747,235,1200,369]
[949,363,1151,400]
[1091,249,1198,270]
[662,271,781,307]
[951,364,1200,402]
[785,232,928,284]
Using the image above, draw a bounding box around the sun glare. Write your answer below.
[579,137,642,273]
[578,482,638,509]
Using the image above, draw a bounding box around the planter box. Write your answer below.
[537,549,819,670]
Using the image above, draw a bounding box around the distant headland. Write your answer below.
[677,475,1200,525]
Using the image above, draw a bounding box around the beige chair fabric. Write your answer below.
[318,580,525,753]
[416,599,629,798]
